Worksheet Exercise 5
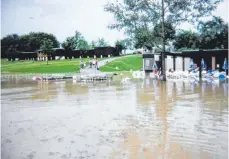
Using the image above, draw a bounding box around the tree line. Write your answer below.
[110,16,228,52]
[1,31,114,58]
[174,16,228,50]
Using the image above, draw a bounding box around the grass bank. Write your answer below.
[100,55,142,72]
[1,58,96,73]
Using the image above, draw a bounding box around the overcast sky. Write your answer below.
[1,0,228,46]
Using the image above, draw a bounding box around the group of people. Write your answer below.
[89,58,98,69]
[168,64,200,73]
[80,58,98,70]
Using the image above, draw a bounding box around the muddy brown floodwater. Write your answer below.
[1,77,228,159]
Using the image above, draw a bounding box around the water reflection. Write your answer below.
[30,81,58,101]
[1,78,228,159]
[120,78,228,159]
[137,78,155,105]
[65,82,89,96]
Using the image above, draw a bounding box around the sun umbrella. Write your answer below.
[222,58,228,70]
[201,58,207,70]
[153,61,158,70]
[189,58,194,69]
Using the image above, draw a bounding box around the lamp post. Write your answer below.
[160,0,166,81]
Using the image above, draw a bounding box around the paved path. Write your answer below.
[80,57,122,74]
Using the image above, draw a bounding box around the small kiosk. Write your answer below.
[143,53,155,72]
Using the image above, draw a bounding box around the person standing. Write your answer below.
[89,59,92,68]
[92,59,96,68]
[95,58,98,70]
[80,60,84,69]
[97,60,100,70]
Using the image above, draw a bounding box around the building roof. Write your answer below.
[73,49,94,51]
[52,48,65,51]
[95,46,114,49]
[20,52,37,54]
[181,49,228,57]
[143,54,154,58]
[144,49,228,58]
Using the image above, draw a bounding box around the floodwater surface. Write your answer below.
[1,77,228,159]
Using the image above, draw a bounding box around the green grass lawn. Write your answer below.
[1,58,97,73]
[1,55,142,73]
[100,55,143,72]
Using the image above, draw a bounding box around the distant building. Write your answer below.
[5,46,120,61]
[143,49,228,72]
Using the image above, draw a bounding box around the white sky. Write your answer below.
[1,0,228,46]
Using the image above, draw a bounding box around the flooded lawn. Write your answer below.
[1,77,228,159]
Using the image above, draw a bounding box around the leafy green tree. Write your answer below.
[173,30,200,50]
[132,22,175,50]
[115,40,125,54]
[115,39,133,54]
[77,38,90,50]
[1,34,20,58]
[40,39,54,51]
[96,38,109,47]
[24,32,59,51]
[153,22,176,44]
[40,39,54,64]
[62,37,77,51]
[88,38,110,49]
[133,28,154,50]
[104,0,223,80]
[115,40,125,47]
[74,31,82,42]
[1,32,59,58]
[173,17,228,50]
[90,40,97,49]
[19,34,32,51]
[61,31,83,51]
[122,38,133,50]
[198,16,228,49]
